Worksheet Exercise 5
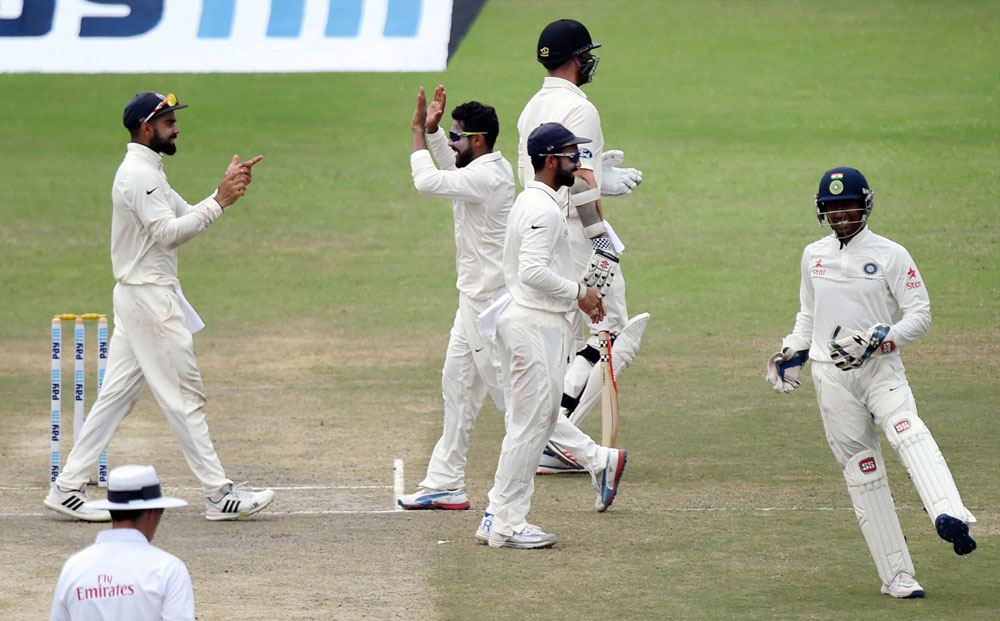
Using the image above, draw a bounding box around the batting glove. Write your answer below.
[582,248,619,296]
[601,150,643,197]
[766,348,809,393]
[828,324,895,371]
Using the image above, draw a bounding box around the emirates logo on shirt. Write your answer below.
[859,457,877,474]
[76,574,136,601]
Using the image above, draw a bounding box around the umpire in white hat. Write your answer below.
[50,465,195,621]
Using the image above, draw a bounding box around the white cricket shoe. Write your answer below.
[44,485,111,522]
[205,483,275,521]
[880,571,926,599]
[488,523,557,549]
[595,448,627,512]
[397,487,470,510]
[536,447,586,475]
[475,511,494,543]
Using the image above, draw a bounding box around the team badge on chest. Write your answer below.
[863,262,878,276]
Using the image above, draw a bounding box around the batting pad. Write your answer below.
[843,449,915,586]
[568,313,649,427]
[882,412,977,526]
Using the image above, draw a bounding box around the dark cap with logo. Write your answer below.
[122,92,188,131]
[537,19,600,65]
[527,122,592,156]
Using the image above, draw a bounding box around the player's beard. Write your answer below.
[453,144,472,168]
[150,126,177,156]
[556,161,577,188]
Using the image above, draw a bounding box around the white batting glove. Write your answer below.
[601,150,643,197]
[828,324,895,371]
[766,348,809,393]
[582,248,619,296]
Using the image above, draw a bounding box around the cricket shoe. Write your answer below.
[475,511,494,544]
[488,524,557,549]
[205,483,275,521]
[397,487,470,510]
[880,571,925,599]
[935,514,977,555]
[536,446,586,475]
[44,485,111,522]
[595,448,627,512]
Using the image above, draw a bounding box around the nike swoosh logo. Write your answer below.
[889,386,902,392]
[146,188,157,195]
[530,225,544,229]
[474,347,484,353]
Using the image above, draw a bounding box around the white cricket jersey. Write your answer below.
[517,77,605,200]
[410,128,514,300]
[111,143,224,287]
[504,181,579,313]
[50,528,195,621]
[786,226,931,362]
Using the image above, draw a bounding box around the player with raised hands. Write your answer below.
[767,166,977,599]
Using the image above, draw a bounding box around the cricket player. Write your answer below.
[51,465,194,620]
[516,18,649,475]
[397,86,513,511]
[399,87,626,515]
[767,167,977,598]
[44,92,274,522]
[476,123,617,549]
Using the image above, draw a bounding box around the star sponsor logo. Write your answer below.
[811,257,826,276]
[859,457,877,474]
[907,268,917,279]
[894,419,911,434]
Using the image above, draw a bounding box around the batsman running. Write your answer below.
[767,167,976,598]
[399,86,625,514]
[516,19,650,475]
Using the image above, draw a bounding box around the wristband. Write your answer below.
[577,282,587,300]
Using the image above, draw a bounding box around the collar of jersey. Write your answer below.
[467,150,504,168]
[127,142,165,166]
[525,179,563,203]
[96,528,151,545]
[542,76,588,99]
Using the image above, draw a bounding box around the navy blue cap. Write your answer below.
[527,122,591,156]
[122,92,188,131]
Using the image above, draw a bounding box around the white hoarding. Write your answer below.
[0,0,455,73]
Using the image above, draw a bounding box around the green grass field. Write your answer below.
[1,1,997,618]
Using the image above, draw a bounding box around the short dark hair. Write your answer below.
[530,153,549,172]
[110,508,147,522]
[451,101,499,149]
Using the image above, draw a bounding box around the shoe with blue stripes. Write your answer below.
[595,448,626,512]
[935,513,977,555]
[475,511,493,543]
[880,571,925,599]
[397,487,470,510]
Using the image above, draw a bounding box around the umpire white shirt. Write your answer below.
[410,128,514,301]
[504,181,579,312]
[112,142,223,286]
[50,528,195,621]
[785,226,931,362]
[516,77,605,194]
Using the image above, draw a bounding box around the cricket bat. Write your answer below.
[598,330,619,447]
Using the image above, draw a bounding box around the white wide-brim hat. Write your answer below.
[85,464,188,510]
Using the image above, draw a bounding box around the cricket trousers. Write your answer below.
[419,293,504,491]
[487,302,573,536]
[812,356,975,584]
[56,283,232,496]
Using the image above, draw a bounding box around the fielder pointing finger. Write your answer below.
[768,167,976,598]
[44,92,274,523]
